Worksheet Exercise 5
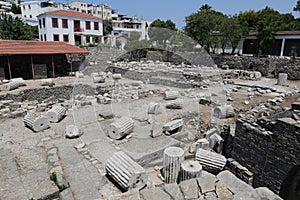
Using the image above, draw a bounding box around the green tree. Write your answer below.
[220,15,243,54]
[10,3,21,14]
[103,19,113,36]
[184,5,226,52]
[0,13,38,40]
[294,0,300,12]
[148,19,177,48]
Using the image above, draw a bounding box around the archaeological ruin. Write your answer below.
[0,45,299,200]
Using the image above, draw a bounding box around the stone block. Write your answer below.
[197,171,217,194]
[179,178,199,199]
[217,170,255,195]
[163,183,184,200]
[59,188,75,200]
[108,189,140,200]
[141,187,172,200]
[148,102,160,114]
[107,117,134,140]
[166,99,183,109]
[195,149,227,173]
[150,121,164,138]
[163,119,183,134]
[164,91,179,100]
[65,125,83,138]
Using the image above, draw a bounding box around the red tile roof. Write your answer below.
[40,10,102,20]
[249,30,300,36]
[0,40,90,55]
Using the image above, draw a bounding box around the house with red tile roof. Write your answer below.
[37,10,103,46]
[0,40,89,80]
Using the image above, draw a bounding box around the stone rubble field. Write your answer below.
[0,59,296,200]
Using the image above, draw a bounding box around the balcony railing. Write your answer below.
[74,27,83,32]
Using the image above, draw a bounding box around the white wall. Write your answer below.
[38,13,103,45]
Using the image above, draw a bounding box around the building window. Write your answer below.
[44,34,47,41]
[29,15,32,18]
[86,21,91,30]
[52,18,58,28]
[39,19,42,28]
[62,19,68,28]
[63,34,69,42]
[40,35,43,41]
[23,5,25,10]
[94,22,99,30]
[53,34,59,41]
[43,18,46,27]
[24,15,26,18]
[28,5,31,9]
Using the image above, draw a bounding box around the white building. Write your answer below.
[21,0,66,26]
[37,9,103,46]
[68,1,115,20]
[111,14,149,40]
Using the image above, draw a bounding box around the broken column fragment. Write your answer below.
[108,117,134,139]
[189,138,209,154]
[163,119,184,135]
[148,102,160,114]
[213,105,235,119]
[65,125,83,138]
[166,99,183,109]
[24,113,50,132]
[179,160,202,182]
[44,105,67,123]
[10,77,26,86]
[277,73,288,86]
[195,148,227,173]
[164,91,179,100]
[105,151,148,191]
[2,81,19,91]
[207,133,224,153]
[40,78,55,86]
[163,146,184,183]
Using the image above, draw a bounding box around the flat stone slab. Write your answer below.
[59,188,75,200]
[255,187,282,200]
[163,183,184,200]
[217,170,255,195]
[119,136,180,166]
[108,189,140,200]
[179,178,199,199]
[197,171,217,194]
[141,187,172,200]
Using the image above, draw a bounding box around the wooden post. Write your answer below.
[51,55,55,78]
[7,55,12,80]
[70,62,72,76]
[30,55,35,79]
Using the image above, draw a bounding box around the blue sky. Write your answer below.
[58,0,300,28]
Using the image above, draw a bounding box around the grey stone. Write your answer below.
[150,121,164,138]
[217,170,255,195]
[105,151,148,191]
[65,125,83,138]
[59,188,75,200]
[255,187,282,200]
[205,192,218,200]
[216,181,233,199]
[197,172,217,194]
[163,119,184,133]
[179,178,199,199]
[148,102,160,114]
[141,187,172,200]
[108,189,140,200]
[163,183,184,200]
[98,110,114,119]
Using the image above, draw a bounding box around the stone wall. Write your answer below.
[0,84,112,102]
[226,118,300,193]
[212,55,300,80]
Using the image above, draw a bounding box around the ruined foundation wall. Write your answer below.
[227,119,300,193]
[212,55,300,80]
